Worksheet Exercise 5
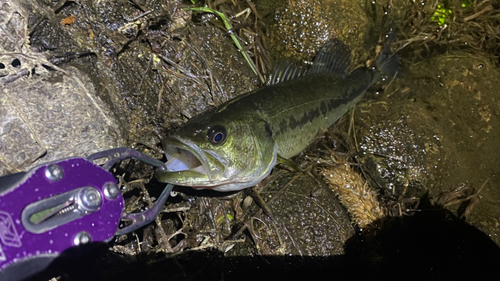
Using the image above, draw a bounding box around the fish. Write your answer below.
[155,26,399,192]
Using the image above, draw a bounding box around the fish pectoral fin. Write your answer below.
[277,155,302,172]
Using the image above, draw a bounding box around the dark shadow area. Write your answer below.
[342,194,500,279]
[174,185,241,198]
[26,196,500,281]
[16,243,108,281]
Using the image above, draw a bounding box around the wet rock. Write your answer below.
[26,0,260,153]
[354,98,442,199]
[355,52,500,244]
[0,66,125,174]
[0,0,124,175]
[229,173,355,256]
[265,0,373,64]
[3,0,262,170]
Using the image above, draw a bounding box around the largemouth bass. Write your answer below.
[156,28,399,192]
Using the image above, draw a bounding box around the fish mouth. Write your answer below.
[155,136,221,186]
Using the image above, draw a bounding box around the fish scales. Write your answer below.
[254,69,379,158]
[214,69,378,159]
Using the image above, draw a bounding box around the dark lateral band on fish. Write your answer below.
[273,76,377,137]
[155,23,400,192]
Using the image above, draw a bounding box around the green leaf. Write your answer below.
[431,4,452,26]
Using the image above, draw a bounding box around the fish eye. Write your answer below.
[207,125,227,145]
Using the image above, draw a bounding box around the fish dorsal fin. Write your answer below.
[308,39,351,76]
[267,61,309,85]
[267,39,351,85]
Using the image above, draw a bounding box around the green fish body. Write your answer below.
[156,33,399,192]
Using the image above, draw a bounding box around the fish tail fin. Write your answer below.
[376,21,400,78]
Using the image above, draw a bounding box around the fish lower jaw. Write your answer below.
[197,181,257,192]
[202,169,274,192]
[175,178,254,192]
[164,172,267,192]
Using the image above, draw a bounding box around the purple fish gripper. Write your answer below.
[0,157,124,280]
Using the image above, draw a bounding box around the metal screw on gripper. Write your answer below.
[103,182,120,199]
[77,186,102,212]
[74,231,92,246]
[45,164,64,181]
